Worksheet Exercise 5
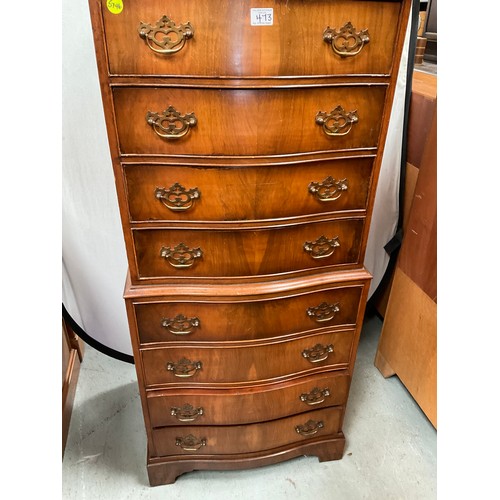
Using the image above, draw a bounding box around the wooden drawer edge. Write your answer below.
[124,269,372,299]
[147,433,345,485]
[146,373,351,427]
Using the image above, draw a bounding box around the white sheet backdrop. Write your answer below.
[365,22,410,297]
[62,0,129,354]
[62,1,410,356]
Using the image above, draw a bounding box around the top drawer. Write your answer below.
[100,0,403,78]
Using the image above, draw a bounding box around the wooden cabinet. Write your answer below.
[374,71,437,428]
[88,0,411,485]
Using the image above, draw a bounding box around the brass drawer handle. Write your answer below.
[303,235,340,260]
[307,302,340,323]
[146,106,197,140]
[315,106,358,137]
[155,183,201,212]
[302,343,334,363]
[309,177,348,202]
[166,358,203,378]
[300,387,331,406]
[171,404,204,422]
[323,22,370,58]
[175,434,207,452]
[160,243,203,269]
[138,15,194,55]
[161,314,200,336]
[295,419,324,437]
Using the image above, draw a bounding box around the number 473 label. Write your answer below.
[250,8,273,26]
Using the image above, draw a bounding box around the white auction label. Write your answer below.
[250,8,273,26]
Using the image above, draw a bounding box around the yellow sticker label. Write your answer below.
[106,0,123,15]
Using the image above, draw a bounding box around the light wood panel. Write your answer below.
[375,269,437,427]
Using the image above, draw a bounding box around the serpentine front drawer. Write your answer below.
[100,0,403,77]
[140,329,355,387]
[132,218,365,281]
[123,157,374,223]
[113,86,386,157]
[147,372,351,427]
[133,284,364,344]
[152,406,344,456]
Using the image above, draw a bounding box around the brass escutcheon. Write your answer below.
[161,314,200,335]
[295,419,325,437]
[300,387,331,406]
[307,302,340,323]
[138,15,194,55]
[160,242,203,269]
[171,404,204,422]
[303,235,340,260]
[323,22,370,58]
[316,106,358,137]
[166,358,203,378]
[155,183,201,211]
[309,177,349,202]
[146,106,197,140]
[175,434,207,451]
[302,344,334,363]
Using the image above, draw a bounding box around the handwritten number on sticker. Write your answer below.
[250,8,273,26]
[255,13,272,23]
[106,0,123,15]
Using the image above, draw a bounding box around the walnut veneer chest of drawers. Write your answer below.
[89,0,411,485]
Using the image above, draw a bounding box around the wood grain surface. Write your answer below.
[140,329,355,387]
[88,0,412,484]
[101,0,402,77]
[152,406,343,456]
[147,372,350,426]
[113,86,387,156]
[133,284,363,343]
[123,157,374,222]
[132,217,365,280]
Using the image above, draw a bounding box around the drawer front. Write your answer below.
[134,286,363,344]
[124,157,374,223]
[152,406,343,456]
[133,218,364,280]
[140,330,354,387]
[113,86,386,156]
[147,372,350,427]
[101,0,402,77]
